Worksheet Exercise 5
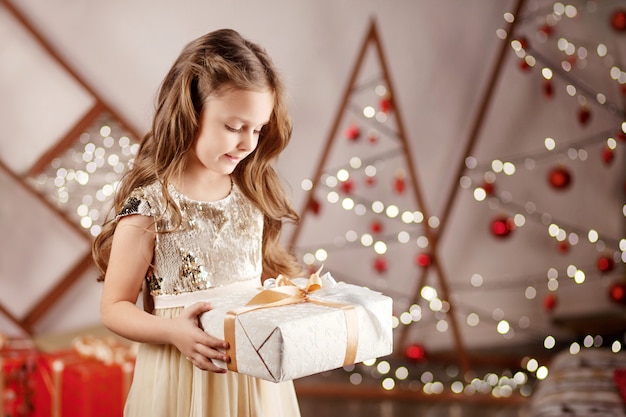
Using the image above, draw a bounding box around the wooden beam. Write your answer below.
[0,0,142,141]
[26,102,105,177]
[0,302,32,336]
[398,0,528,366]
[0,158,89,240]
[369,18,471,374]
[288,20,377,251]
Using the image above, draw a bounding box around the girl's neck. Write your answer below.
[174,172,232,202]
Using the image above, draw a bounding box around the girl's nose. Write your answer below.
[239,130,258,151]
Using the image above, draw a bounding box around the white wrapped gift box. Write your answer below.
[199,273,393,383]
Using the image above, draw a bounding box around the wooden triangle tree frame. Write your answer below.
[289,8,525,374]
[0,0,140,335]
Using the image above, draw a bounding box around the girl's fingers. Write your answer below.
[182,302,213,318]
[195,341,230,363]
[186,350,228,373]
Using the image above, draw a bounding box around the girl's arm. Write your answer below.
[100,214,229,372]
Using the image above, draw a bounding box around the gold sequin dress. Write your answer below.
[118,181,301,417]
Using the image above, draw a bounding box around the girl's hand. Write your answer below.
[170,302,230,373]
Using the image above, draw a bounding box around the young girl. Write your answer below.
[92,29,303,417]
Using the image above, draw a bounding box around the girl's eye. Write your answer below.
[226,125,241,133]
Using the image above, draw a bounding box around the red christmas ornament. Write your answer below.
[380,95,392,113]
[491,215,515,238]
[544,293,558,312]
[578,106,591,126]
[516,37,529,50]
[519,59,531,72]
[340,179,355,195]
[373,257,388,274]
[548,166,572,190]
[617,130,626,142]
[566,55,577,68]
[543,79,553,99]
[370,220,383,234]
[602,147,615,165]
[394,177,406,194]
[405,344,426,361]
[597,255,615,273]
[344,123,360,141]
[365,176,376,187]
[394,170,406,194]
[610,9,626,32]
[609,282,626,305]
[482,181,495,196]
[416,253,431,268]
[308,198,321,215]
[557,241,569,254]
[539,24,554,38]
[367,130,379,144]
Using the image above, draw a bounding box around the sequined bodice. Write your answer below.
[118,181,263,296]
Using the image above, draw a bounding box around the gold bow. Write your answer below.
[224,269,359,377]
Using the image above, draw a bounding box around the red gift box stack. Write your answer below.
[34,350,134,417]
[0,337,38,417]
[1,334,135,417]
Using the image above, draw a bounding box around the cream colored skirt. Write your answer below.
[124,306,301,417]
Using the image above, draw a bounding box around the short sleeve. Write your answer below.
[116,192,153,221]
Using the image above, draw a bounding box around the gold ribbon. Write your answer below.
[224,270,359,375]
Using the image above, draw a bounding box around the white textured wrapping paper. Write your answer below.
[199,279,393,383]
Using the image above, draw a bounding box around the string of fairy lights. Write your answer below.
[23,1,626,399]
[28,114,137,238]
[294,1,626,397]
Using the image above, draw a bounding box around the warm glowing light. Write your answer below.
[395,367,409,380]
[326,191,339,204]
[470,273,483,287]
[337,169,350,182]
[467,313,479,327]
[574,269,585,284]
[374,241,387,255]
[526,358,538,372]
[377,361,391,374]
[536,366,549,380]
[612,341,622,353]
[421,286,437,301]
[315,249,328,262]
[474,188,487,201]
[363,106,376,118]
[541,68,553,80]
[385,205,399,218]
[497,320,510,335]
[382,378,395,391]
[349,157,362,169]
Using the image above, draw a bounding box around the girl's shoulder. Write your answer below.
[117,181,165,220]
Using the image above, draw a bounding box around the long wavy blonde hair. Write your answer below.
[93,29,302,281]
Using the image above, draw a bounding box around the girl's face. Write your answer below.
[187,88,274,181]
